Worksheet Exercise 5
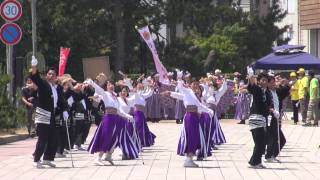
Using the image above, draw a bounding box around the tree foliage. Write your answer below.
[0,0,289,80]
[163,0,289,75]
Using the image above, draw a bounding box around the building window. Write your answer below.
[310,29,319,57]
[287,0,296,14]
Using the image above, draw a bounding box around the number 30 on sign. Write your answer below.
[0,0,22,22]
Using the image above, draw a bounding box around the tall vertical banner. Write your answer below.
[58,47,70,76]
[138,26,168,82]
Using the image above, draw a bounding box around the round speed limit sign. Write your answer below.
[0,0,22,22]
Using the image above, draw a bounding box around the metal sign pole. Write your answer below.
[6,44,13,100]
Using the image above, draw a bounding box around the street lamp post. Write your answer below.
[31,0,37,56]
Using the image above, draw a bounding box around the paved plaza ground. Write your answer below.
[0,119,320,180]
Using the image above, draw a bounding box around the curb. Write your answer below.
[0,134,30,145]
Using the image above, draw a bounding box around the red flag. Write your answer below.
[58,47,70,76]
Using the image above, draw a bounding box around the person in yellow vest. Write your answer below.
[297,68,309,123]
[304,71,319,126]
[233,72,241,95]
[290,72,299,125]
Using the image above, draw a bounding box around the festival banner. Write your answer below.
[58,47,71,76]
[137,26,168,82]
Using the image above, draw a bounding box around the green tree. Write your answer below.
[163,0,289,75]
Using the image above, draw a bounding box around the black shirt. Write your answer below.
[248,83,271,117]
[22,86,38,107]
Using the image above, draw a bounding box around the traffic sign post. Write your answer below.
[0,0,23,100]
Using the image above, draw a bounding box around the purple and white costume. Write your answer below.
[127,85,156,148]
[170,81,213,158]
[87,81,139,159]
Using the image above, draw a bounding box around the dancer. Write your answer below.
[265,75,289,162]
[162,78,213,167]
[85,79,135,166]
[234,81,251,124]
[203,78,228,149]
[30,57,69,168]
[129,81,156,148]
[174,69,186,124]
[117,85,141,159]
[247,72,271,168]
[146,74,162,123]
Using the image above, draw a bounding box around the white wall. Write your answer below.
[276,0,299,45]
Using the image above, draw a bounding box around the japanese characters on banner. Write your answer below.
[138,26,168,82]
[58,47,70,76]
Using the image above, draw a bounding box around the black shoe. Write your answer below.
[196,157,204,161]
[302,123,312,127]
[237,120,245,124]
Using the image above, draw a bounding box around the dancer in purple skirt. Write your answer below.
[234,81,251,124]
[130,82,156,148]
[201,78,228,153]
[174,69,187,124]
[162,78,213,167]
[85,79,136,166]
[117,86,140,160]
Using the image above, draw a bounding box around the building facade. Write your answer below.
[299,0,320,58]
[277,0,299,45]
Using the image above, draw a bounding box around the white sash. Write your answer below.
[34,107,51,125]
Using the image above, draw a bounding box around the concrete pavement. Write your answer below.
[0,120,320,180]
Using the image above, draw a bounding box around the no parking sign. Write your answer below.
[0,23,22,45]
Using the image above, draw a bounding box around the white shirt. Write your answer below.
[67,96,74,107]
[125,88,153,107]
[50,83,58,109]
[171,81,213,117]
[81,99,87,110]
[271,90,279,113]
[89,81,133,120]
[123,78,133,90]
[135,88,153,106]
[206,81,228,105]
[117,97,131,114]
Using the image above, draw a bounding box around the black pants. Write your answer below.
[292,100,299,123]
[266,118,286,159]
[27,107,35,135]
[249,127,266,166]
[93,113,102,126]
[33,124,57,162]
[81,121,91,144]
[74,120,86,146]
[56,126,67,154]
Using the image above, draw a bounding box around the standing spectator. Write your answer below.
[289,72,299,125]
[21,77,38,136]
[304,72,319,126]
[297,68,309,123]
